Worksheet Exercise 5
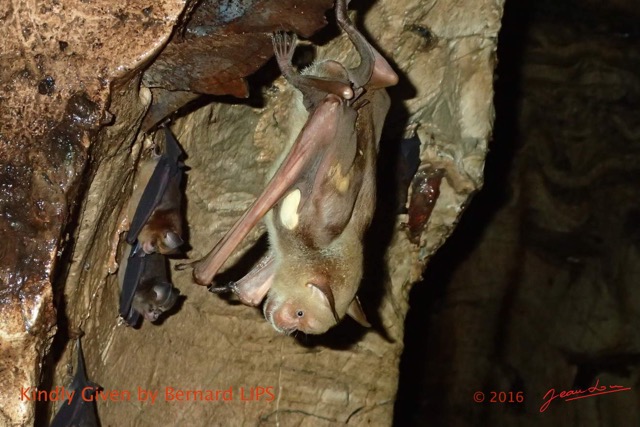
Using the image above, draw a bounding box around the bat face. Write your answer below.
[137,209,183,254]
[261,214,366,334]
[264,283,336,335]
[133,278,180,322]
[263,261,362,334]
[189,0,398,334]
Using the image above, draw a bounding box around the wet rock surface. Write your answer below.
[0,1,186,424]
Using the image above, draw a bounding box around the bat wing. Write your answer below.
[50,339,101,427]
[193,95,344,285]
[119,243,145,326]
[294,104,362,247]
[126,127,183,245]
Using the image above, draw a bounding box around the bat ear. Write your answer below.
[307,282,340,323]
[153,281,177,305]
[346,296,371,328]
[152,283,168,301]
[163,231,184,251]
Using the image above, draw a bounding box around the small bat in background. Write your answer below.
[118,243,180,326]
[126,126,185,255]
[185,0,398,334]
[50,338,101,427]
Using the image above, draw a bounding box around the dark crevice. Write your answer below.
[393,0,531,424]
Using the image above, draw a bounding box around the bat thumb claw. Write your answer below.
[174,261,194,271]
[208,282,236,294]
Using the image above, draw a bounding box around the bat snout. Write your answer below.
[144,309,161,322]
[142,240,156,254]
[264,299,302,334]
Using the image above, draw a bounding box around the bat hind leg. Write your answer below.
[335,0,398,89]
[272,32,298,79]
[209,253,275,307]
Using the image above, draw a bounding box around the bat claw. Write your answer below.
[208,282,237,294]
[271,31,297,77]
[174,261,193,271]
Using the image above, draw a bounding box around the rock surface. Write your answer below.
[0,1,185,425]
[399,1,640,425]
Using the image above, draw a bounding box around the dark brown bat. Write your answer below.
[50,338,101,427]
[126,127,185,255]
[406,168,444,244]
[119,243,180,325]
[132,258,180,323]
[187,0,398,334]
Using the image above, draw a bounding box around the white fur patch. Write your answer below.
[279,189,301,230]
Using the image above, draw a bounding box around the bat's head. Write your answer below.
[139,224,183,255]
[155,230,184,254]
[134,279,180,322]
[261,229,369,334]
[262,254,363,334]
[263,280,339,335]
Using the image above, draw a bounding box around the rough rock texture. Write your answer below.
[0,0,502,425]
[0,1,185,425]
[399,0,640,425]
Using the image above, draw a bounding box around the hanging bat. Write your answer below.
[126,126,185,255]
[118,243,180,326]
[184,0,398,334]
[50,338,101,427]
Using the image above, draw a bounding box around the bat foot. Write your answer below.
[271,32,297,77]
[174,261,194,271]
[208,282,237,294]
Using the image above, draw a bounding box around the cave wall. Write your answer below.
[0,1,184,425]
[400,1,640,425]
[0,0,503,425]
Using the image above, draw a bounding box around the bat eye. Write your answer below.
[296,310,304,318]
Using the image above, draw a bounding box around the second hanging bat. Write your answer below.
[119,242,180,326]
[185,0,398,334]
